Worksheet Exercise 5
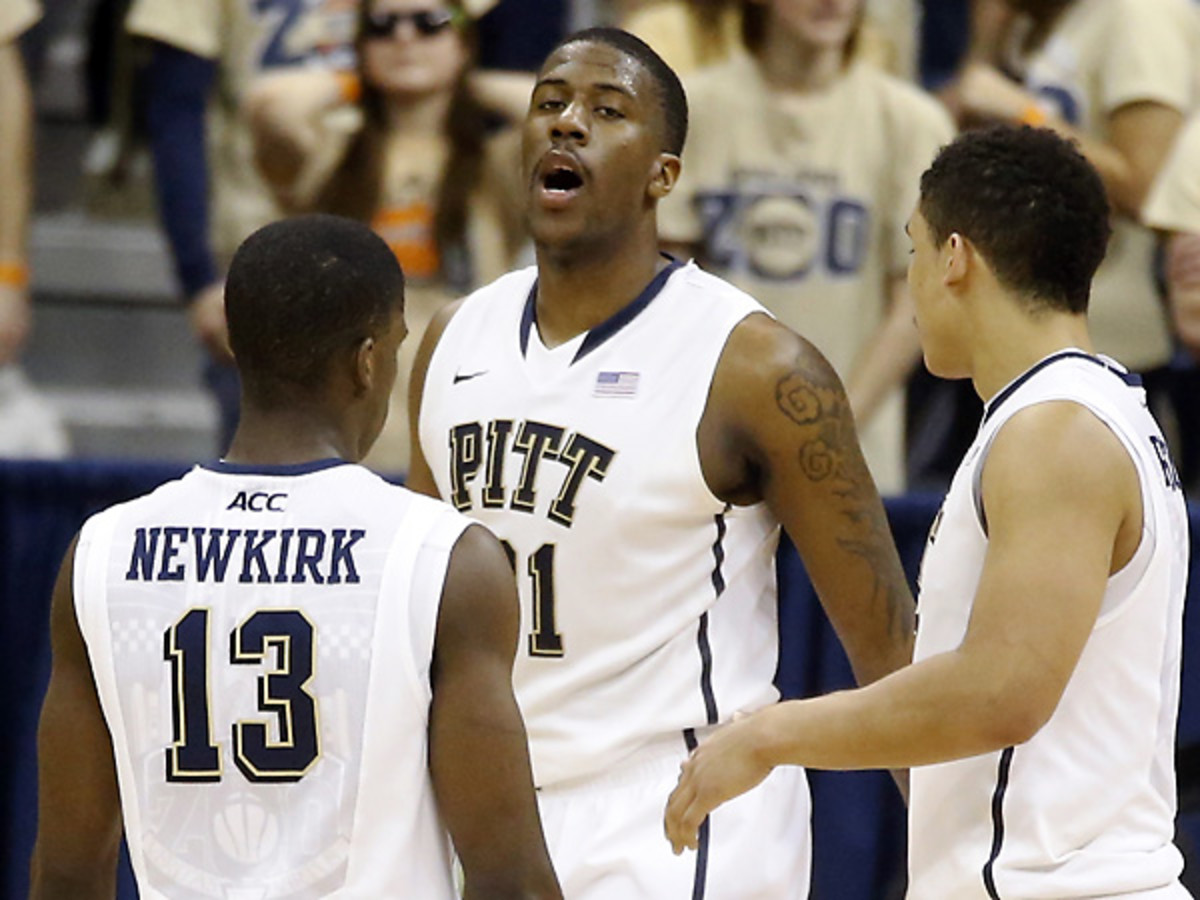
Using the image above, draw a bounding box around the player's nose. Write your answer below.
[549,99,589,144]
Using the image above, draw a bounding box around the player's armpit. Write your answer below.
[30,536,123,900]
[961,400,1140,739]
[429,524,562,900]
[406,298,465,498]
[701,313,915,688]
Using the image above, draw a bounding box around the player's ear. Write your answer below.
[648,153,681,200]
[352,336,376,396]
[944,232,970,288]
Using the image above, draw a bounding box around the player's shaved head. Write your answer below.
[225,214,405,405]
[549,27,688,156]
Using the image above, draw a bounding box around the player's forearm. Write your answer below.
[754,648,1041,772]
[0,43,33,265]
[806,510,916,688]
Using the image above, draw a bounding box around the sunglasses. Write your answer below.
[363,8,458,39]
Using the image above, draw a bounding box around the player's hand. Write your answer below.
[188,280,233,364]
[0,283,32,365]
[663,712,774,855]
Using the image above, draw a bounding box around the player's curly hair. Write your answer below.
[552,27,689,156]
[225,215,405,406]
[919,125,1111,314]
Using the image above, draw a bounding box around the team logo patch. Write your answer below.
[594,371,639,398]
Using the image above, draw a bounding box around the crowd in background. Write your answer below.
[2,0,1200,497]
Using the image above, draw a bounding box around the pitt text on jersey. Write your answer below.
[448,418,616,528]
[125,526,365,585]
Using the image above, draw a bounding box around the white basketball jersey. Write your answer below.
[419,261,781,787]
[908,351,1190,898]
[74,460,470,899]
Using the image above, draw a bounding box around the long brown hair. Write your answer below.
[313,1,498,290]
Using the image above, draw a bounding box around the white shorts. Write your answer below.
[536,730,812,899]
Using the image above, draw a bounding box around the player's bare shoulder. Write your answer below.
[700,311,864,502]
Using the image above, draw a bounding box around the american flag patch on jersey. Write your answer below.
[594,371,639,398]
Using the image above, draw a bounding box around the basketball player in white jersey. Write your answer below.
[408,27,915,898]
[667,126,1193,898]
[30,215,561,899]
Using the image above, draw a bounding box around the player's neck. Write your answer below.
[968,297,1094,404]
[757,30,846,92]
[224,407,360,467]
[532,237,666,348]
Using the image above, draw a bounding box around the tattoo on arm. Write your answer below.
[775,363,915,644]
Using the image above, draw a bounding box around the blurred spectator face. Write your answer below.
[361,0,469,99]
[767,0,863,51]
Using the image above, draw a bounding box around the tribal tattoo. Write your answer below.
[774,359,915,643]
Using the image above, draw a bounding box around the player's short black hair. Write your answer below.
[919,125,1110,314]
[550,26,688,156]
[225,214,405,403]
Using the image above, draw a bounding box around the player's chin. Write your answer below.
[527,212,589,249]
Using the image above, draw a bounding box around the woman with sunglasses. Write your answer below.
[247,0,527,474]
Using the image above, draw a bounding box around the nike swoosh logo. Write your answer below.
[453,370,488,384]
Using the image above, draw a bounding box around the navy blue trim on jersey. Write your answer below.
[983,351,1141,425]
[696,613,718,725]
[983,746,1015,898]
[696,509,729,725]
[683,728,711,900]
[201,458,351,476]
[519,258,683,362]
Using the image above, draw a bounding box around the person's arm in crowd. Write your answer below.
[469,69,535,122]
[844,274,922,433]
[0,39,34,365]
[244,69,352,207]
[665,398,1137,851]
[142,39,230,360]
[701,314,915,691]
[1166,233,1200,357]
[949,0,1186,219]
[430,524,563,899]
[29,536,124,900]
[954,65,1182,219]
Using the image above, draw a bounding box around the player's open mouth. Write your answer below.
[538,167,585,209]
[544,167,584,192]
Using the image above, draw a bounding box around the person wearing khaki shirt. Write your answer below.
[659,0,954,494]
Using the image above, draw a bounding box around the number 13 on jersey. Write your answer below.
[164,607,321,783]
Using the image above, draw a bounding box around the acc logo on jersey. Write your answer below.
[227,491,288,512]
